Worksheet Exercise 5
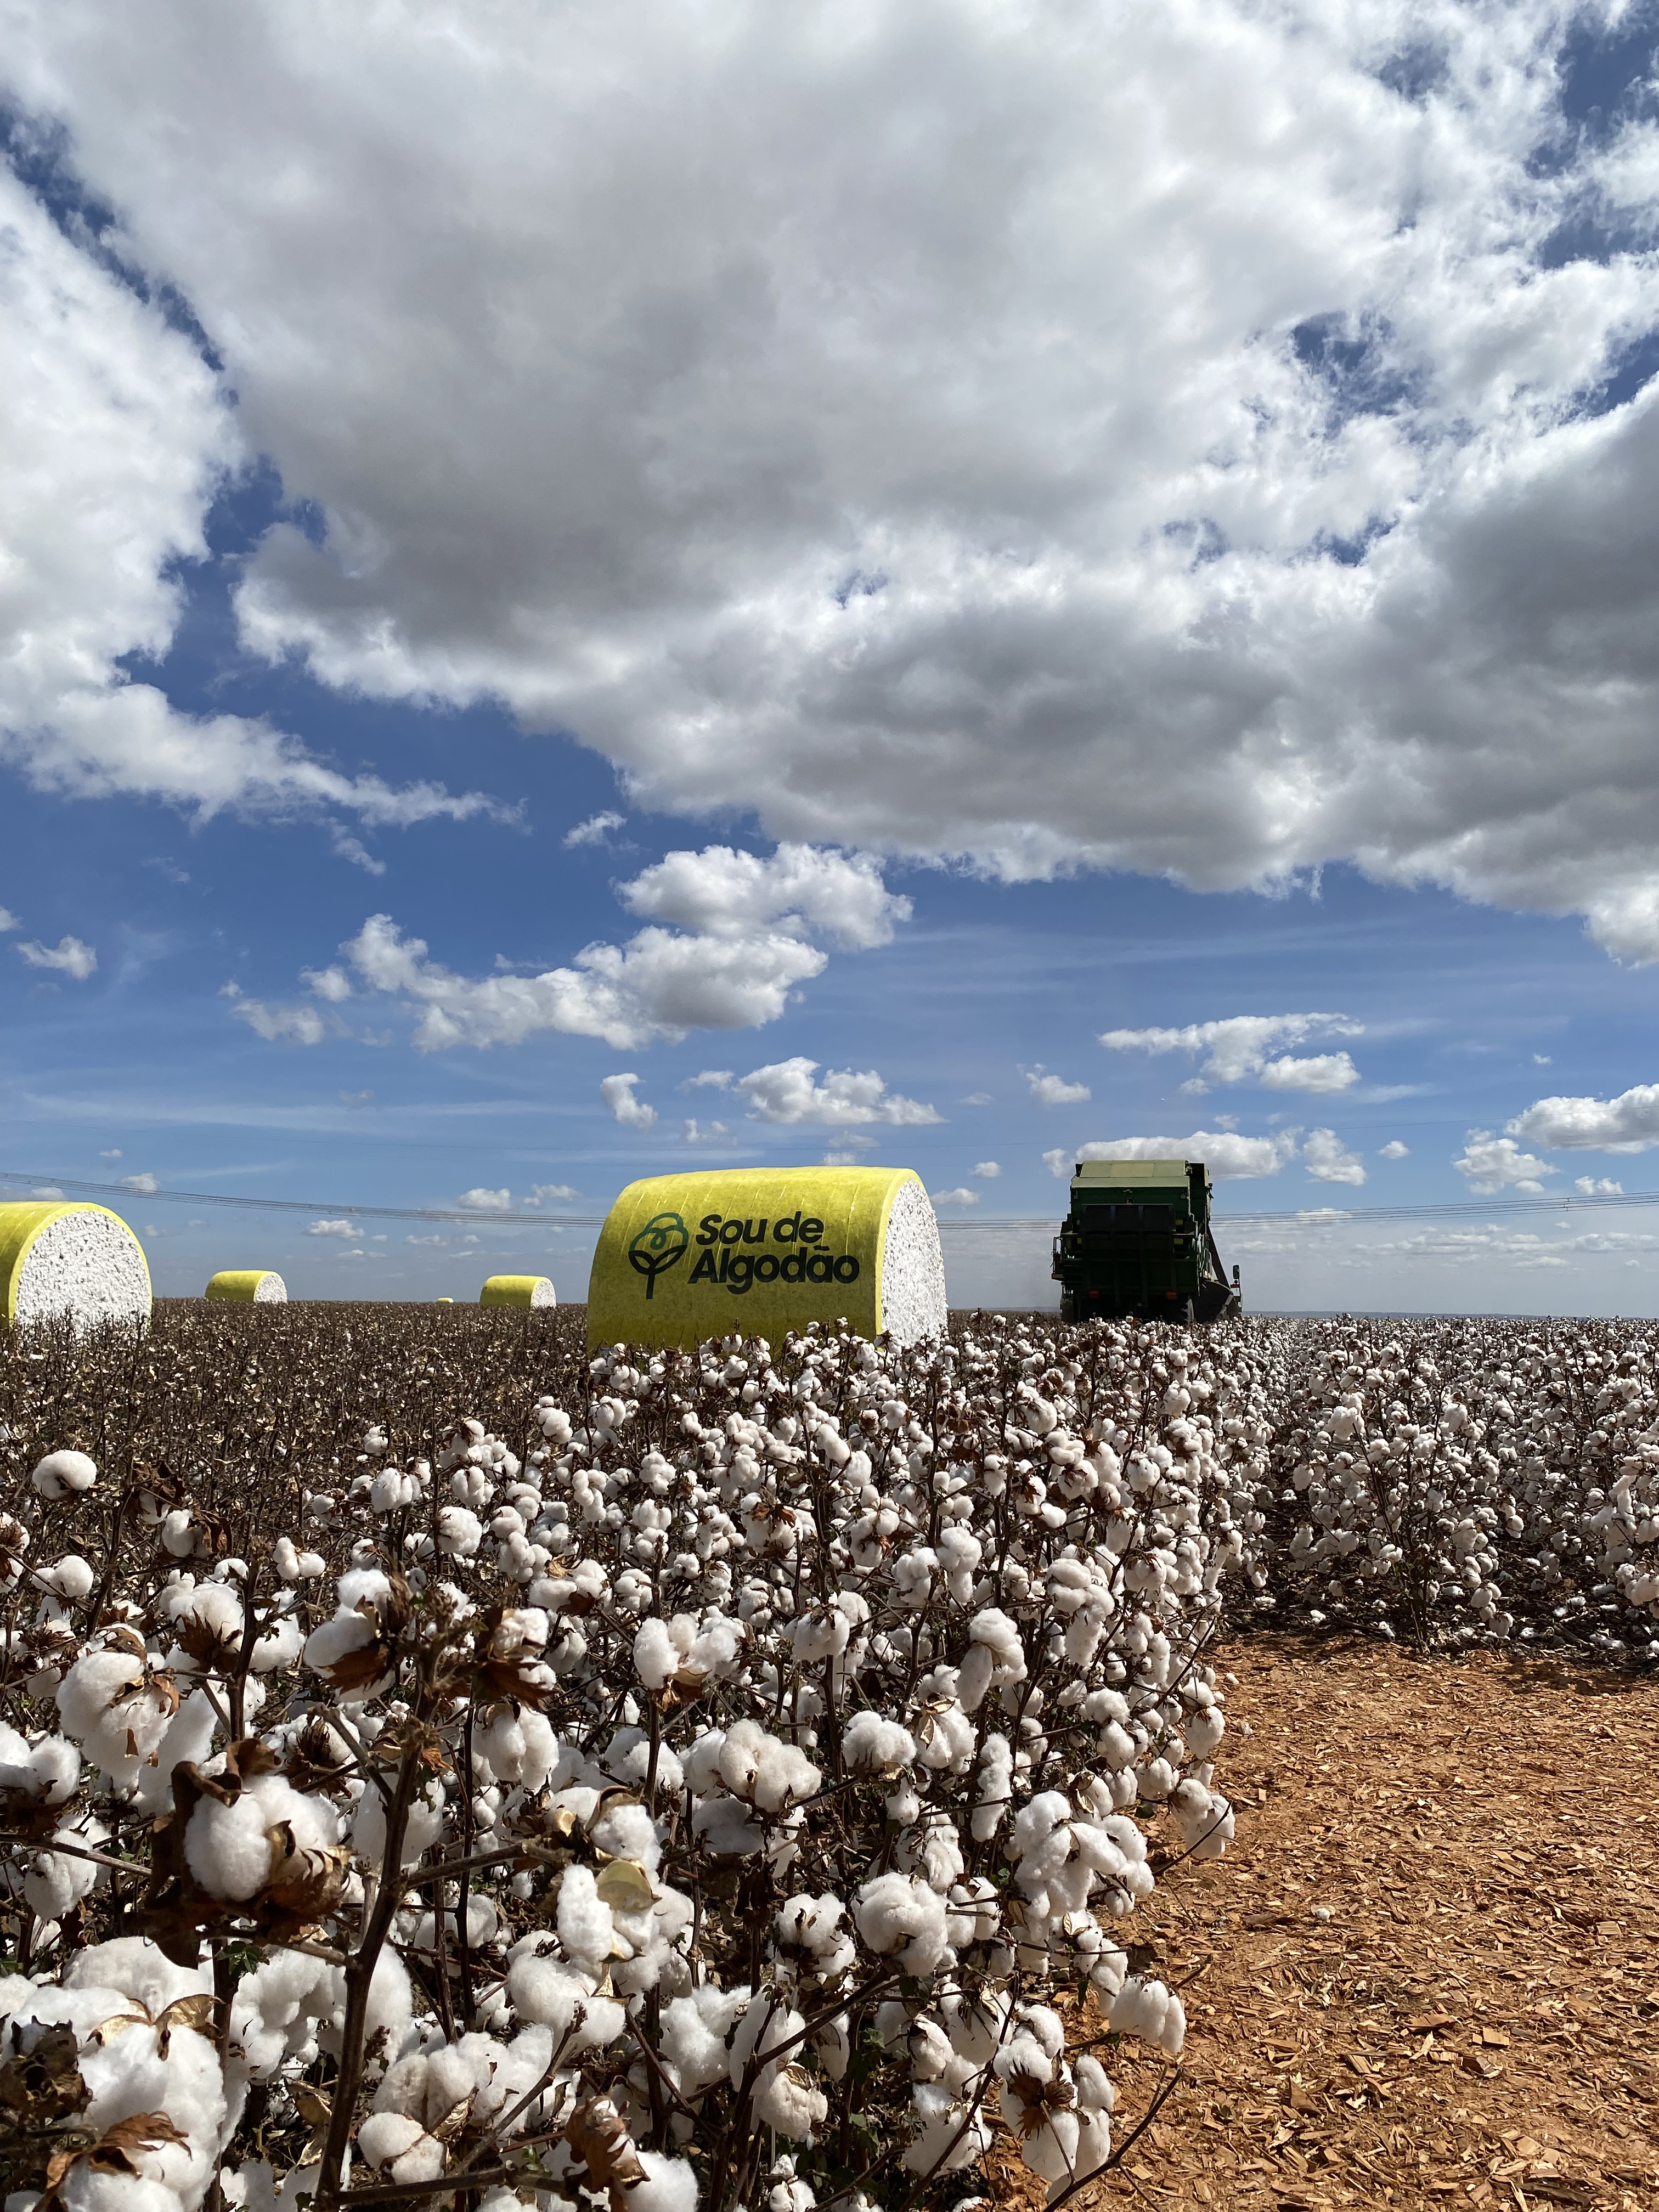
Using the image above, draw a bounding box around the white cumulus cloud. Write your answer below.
[0,162,501,844]
[307,1218,358,1238]
[18,7,1659,959]
[1302,1127,1366,1186]
[1099,1014,1362,1093]
[340,907,826,1051]
[929,1187,980,1207]
[119,1172,159,1195]
[619,844,909,949]
[1045,1130,1301,1179]
[600,1073,657,1130]
[682,1118,730,1145]
[0,907,19,932]
[735,1057,940,1128]
[1026,1068,1092,1107]
[303,964,353,1002]
[972,1160,1001,1179]
[1576,1176,1624,1196]
[1259,1052,1361,1094]
[564,810,625,848]
[523,1182,580,1204]
[17,934,97,980]
[457,1186,512,1211]
[1378,1139,1409,1160]
[1452,1133,1557,1195]
[1507,1084,1659,1152]
[223,986,327,1045]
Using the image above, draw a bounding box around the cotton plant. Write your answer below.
[0,1313,1262,2212]
[1240,1321,1659,1653]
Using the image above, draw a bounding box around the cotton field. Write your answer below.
[0,1307,1653,2212]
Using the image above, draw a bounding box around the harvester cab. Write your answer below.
[1052,1157,1241,1324]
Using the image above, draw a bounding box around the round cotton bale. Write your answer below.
[205,1269,287,1304]
[479,1274,556,1308]
[0,1202,151,1334]
[586,1166,945,1351]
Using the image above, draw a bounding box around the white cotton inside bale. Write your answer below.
[878,1178,947,1348]
[6,1207,151,1333]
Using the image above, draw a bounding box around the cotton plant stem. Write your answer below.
[313,1728,430,2212]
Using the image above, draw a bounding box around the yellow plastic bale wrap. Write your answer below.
[0,1202,151,1333]
[479,1274,556,1308]
[205,1269,287,1304]
[586,1166,945,1350]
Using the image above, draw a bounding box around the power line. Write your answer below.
[6,1169,1659,1235]
[0,1171,602,1230]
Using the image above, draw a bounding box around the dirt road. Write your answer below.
[987,1635,1659,2212]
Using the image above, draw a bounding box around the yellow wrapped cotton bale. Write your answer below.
[586,1166,945,1351]
[205,1269,287,1304]
[479,1274,556,1308]
[0,1202,151,1333]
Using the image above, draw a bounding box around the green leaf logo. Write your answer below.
[627,1211,689,1299]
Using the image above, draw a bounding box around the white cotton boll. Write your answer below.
[55,1649,173,1788]
[1132,1758,1176,1801]
[628,2153,700,2212]
[230,1949,335,2079]
[914,1703,977,1776]
[842,1711,916,1775]
[352,1778,444,1869]
[1166,1780,1233,1860]
[1183,1704,1225,1757]
[41,1555,95,1602]
[852,1874,949,1974]
[436,1506,482,1559]
[1108,1977,1185,2057]
[251,1616,303,1674]
[590,1798,662,1876]
[161,1510,200,1559]
[634,1618,680,1691]
[955,1643,995,1714]
[274,1537,325,1583]
[757,2066,828,2140]
[24,1814,108,1921]
[32,1451,98,1499]
[36,1979,225,2210]
[681,1730,726,1797]
[661,1987,747,2098]
[0,1724,81,1808]
[516,1708,556,1792]
[556,1865,616,1973]
[185,1792,274,1903]
[134,1692,220,1817]
[358,2113,445,2185]
[473,1708,527,1784]
[1073,2056,1115,2115]
[357,2112,426,2168]
[64,1937,213,2016]
[303,1610,380,1681]
[1018,2112,1080,2188]
[55,2171,184,2212]
[1073,2107,1113,2189]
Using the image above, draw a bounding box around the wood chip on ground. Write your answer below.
[985,1634,1659,2212]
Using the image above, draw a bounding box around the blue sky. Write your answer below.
[8,1,1659,1314]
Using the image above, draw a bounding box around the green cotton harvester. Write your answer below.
[1052,1158,1242,1323]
